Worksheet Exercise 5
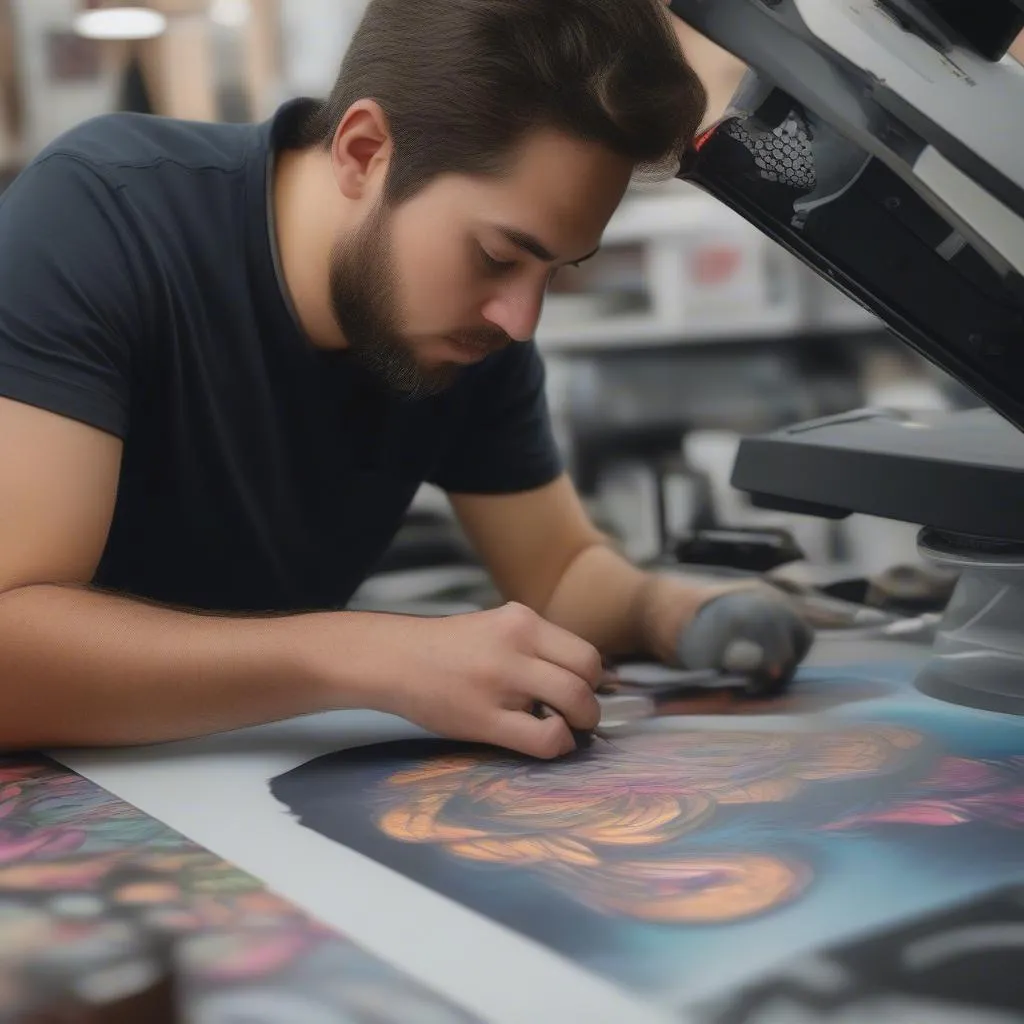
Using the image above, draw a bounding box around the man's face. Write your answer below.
[328,128,634,397]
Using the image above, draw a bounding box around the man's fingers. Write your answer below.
[531,620,605,691]
[523,660,602,731]
[491,710,577,761]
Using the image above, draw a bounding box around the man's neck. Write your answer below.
[271,146,347,351]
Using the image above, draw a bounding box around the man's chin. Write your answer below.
[389,361,463,399]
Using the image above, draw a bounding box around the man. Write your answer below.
[0,0,811,758]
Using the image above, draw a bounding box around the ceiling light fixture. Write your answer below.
[208,0,251,29]
[73,6,168,41]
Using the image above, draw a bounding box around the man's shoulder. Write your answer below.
[34,111,259,185]
[14,112,270,272]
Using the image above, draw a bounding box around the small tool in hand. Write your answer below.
[533,666,767,753]
[599,666,760,700]
[531,700,595,749]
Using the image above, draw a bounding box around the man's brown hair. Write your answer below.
[302,0,708,205]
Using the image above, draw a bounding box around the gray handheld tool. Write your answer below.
[533,667,759,752]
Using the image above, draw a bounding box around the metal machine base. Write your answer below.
[916,527,1024,715]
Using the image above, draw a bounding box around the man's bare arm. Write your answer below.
[0,583,344,749]
[0,397,384,749]
[450,475,725,657]
[451,474,812,684]
[661,0,748,126]
[0,399,601,757]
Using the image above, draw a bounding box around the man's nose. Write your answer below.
[480,284,545,343]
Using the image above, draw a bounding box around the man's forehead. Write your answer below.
[469,170,628,259]
[462,127,633,199]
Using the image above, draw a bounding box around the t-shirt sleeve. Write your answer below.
[0,153,147,439]
[428,340,564,494]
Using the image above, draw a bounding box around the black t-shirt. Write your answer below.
[0,100,563,613]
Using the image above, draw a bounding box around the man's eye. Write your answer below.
[479,247,516,273]
[548,261,581,285]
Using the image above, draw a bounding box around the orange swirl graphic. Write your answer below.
[373,724,925,924]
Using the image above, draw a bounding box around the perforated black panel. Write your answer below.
[724,113,816,191]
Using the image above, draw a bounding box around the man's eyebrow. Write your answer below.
[495,226,600,265]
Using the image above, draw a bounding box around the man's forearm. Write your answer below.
[0,584,369,750]
[540,542,730,661]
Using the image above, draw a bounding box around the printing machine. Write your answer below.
[670,0,1024,716]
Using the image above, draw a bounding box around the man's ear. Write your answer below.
[330,100,393,201]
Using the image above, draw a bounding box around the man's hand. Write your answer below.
[675,586,814,694]
[352,603,604,760]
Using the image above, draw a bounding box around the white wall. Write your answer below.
[12,0,121,155]
[275,0,368,100]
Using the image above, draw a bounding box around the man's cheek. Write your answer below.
[405,262,466,331]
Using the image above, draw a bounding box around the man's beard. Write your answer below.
[328,203,507,399]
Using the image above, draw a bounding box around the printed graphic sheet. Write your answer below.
[54,646,1024,1021]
